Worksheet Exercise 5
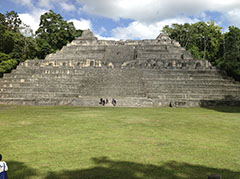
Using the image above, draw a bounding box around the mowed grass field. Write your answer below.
[0,105,240,179]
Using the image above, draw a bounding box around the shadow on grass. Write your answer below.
[7,161,38,178]
[201,106,240,113]
[45,157,240,179]
[199,94,240,113]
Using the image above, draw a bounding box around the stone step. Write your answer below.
[143,73,231,79]
[145,72,226,78]
[145,85,240,90]
[71,96,153,107]
[3,76,232,86]
[5,72,231,83]
[0,80,144,88]
[147,92,240,100]
[0,92,80,98]
[2,74,143,82]
[3,78,234,88]
[11,68,234,83]
[154,98,240,107]
[0,86,145,93]
[15,65,222,74]
[144,79,238,84]
[0,98,36,105]
[2,75,234,85]
[144,83,240,89]
[46,51,106,60]
[0,86,146,97]
[9,68,143,76]
[16,63,219,72]
[0,96,153,107]
[6,75,229,84]
[2,85,239,96]
[149,89,240,95]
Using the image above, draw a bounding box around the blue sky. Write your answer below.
[1,0,240,40]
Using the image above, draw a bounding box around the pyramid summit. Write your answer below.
[0,30,240,107]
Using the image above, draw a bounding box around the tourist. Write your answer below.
[0,154,8,179]
[112,98,117,106]
[106,98,108,104]
[99,98,103,105]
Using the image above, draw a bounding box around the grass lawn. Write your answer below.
[0,105,240,179]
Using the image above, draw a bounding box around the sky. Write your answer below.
[0,0,240,40]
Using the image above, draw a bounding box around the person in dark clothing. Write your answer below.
[99,98,103,105]
[112,98,117,106]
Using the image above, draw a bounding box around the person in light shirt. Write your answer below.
[0,154,8,179]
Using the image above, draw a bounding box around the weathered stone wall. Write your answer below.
[0,29,240,107]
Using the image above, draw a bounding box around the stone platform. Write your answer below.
[0,30,240,107]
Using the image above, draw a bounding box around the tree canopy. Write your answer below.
[162,21,222,62]
[0,10,82,77]
[162,22,240,81]
[35,10,81,58]
[216,26,240,80]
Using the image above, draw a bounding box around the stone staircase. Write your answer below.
[0,62,152,107]
[0,29,240,107]
[142,69,240,107]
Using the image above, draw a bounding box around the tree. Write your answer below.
[0,11,38,76]
[162,21,222,62]
[5,11,22,33]
[35,10,80,58]
[0,10,83,77]
[216,26,240,81]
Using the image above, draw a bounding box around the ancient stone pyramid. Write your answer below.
[1,29,240,107]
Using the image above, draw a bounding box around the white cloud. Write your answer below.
[19,13,39,33]
[69,18,92,30]
[37,0,53,8]
[11,0,240,39]
[226,8,240,26]
[19,8,47,33]
[11,0,33,8]
[99,27,106,34]
[77,0,240,23]
[95,35,119,41]
[38,0,76,11]
[60,2,76,12]
[111,17,199,40]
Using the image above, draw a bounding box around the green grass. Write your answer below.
[0,105,240,179]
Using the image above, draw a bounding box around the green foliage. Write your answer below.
[35,10,79,58]
[216,26,240,80]
[36,38,54,59]
[162,21,240,81]
[0,52,18,76]
[10,32,25,59]
[0,52,11,63]
[0,30,15,54]
[0,13,7,32]
[0,59,18,73]
[0,10,82,76]
[5,11,22,33]
[162,21,222,62]
[0,11,36,76]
